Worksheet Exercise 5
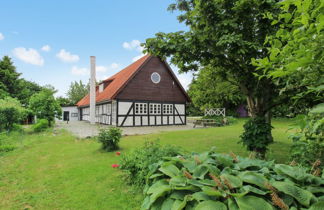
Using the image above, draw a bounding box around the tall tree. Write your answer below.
[16,79,44,106]
[144,0,280,157]
[188,66,244,114]
[29,88,62,126]
[0,56,21,98]
[255,0,324,105]
[66,80,89,104]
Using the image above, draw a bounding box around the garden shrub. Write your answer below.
[11,124,24,133]
[289,103,324,170]
[0,97,27,132]
[98,127,122,151]
[32,119,49,132]
[0,144,16,153]
[120,141,181,188]
[141,149,324,210]
[239,117,273,159]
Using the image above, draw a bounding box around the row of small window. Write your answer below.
[135,103,173,115]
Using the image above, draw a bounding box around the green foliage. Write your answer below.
[0,144,16,153]
[29,88,62,126]
[142,150,324,210]
[255,0,324,106]
[120,141,181,188]
[144,0,283,154]
[32,119,49,133]
[0,97,27,131]
[240,117,273,158]
[289,104,324,169]
[56,96,73,106]
[0,56,21,99]
[97,127,122,152]
[188,67,244,113]
[67,80,89,104]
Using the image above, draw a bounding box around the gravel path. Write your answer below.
[55,121,196,138]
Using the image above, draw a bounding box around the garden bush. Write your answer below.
[98,127,122,151]
[32,119,49,132]
[0,97,27,132]
[289,103,324,170]
[0,144,16,153]
[120,141,181,188]
[141,149,324,210]
[239,117,273,159]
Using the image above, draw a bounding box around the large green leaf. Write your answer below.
[149,185,172,207]
[220,174,242,188]
[274,164,307,181]
[195,200,227,210]
[201,186,223,197]
[272,181,314,207]
[309,201,324,210]
[171,198,187,210]
[159,163,180,178]
[170,176,187,187]
[242,185,269,195]
[191,192,211,201]
[228,198,239,210]
[147,179,169,194]
[235,195,273,210]
[238,171,268,188]
[193,165,209,179]
[161,198,175,210]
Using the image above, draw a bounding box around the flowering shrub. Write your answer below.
[112,164,120,168]
[141,149,324,210]
[98,127,122,152]
[120,140,181,188]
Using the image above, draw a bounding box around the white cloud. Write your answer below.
[12,47,44,66]
[96,63,120,73]
[56,49,79,63]
[110,62,119,69]
[0,33,4,40]
[71,66,89,76]
[96,65,107,73]
[122,40,143,52]
[41,45,51,52]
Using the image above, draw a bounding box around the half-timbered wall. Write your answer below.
[80,102,112,125]
[117,100,186,127]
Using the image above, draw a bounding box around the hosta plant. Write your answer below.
[141,149,324,210]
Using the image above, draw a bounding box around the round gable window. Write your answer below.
[151,72,161,84]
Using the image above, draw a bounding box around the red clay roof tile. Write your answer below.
[76,55,151,107]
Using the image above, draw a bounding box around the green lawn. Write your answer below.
[0,118,294,209]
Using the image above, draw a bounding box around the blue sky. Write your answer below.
[0,0,192,96]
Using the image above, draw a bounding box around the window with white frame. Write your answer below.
[135,103,147,114]
[163,104,173,114]
[149,104,161,114]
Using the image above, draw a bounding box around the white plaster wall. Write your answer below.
[118,102,133,115]
[142,116,148,126]
[58,106,79,121]
[111,101,117,125]
[175,104,185,115]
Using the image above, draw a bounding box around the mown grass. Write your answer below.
[0,118,294,209]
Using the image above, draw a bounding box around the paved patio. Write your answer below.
[55,121,196,138]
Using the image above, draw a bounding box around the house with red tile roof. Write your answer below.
[76,55,190,127]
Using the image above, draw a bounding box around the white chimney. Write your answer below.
[89,56,96,125]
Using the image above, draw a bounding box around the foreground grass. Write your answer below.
[0,118,293,209]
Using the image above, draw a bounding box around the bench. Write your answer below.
[193,119,220,128]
